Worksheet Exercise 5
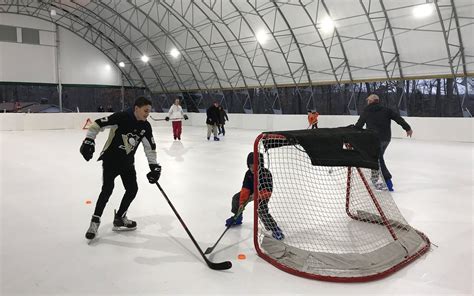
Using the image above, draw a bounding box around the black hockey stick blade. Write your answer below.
[204,257,232,270]
[155,183,232,270]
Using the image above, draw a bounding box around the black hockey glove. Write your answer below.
[183,114,189,120]
[80,138,95,161]
[147,164,162,184]
[165,117,170,121]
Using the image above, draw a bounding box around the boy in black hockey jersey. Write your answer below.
[225,152,284,240]
[80,97,162,240]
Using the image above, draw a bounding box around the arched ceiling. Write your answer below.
[1,0,473,94]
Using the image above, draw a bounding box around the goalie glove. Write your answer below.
[147,164,162,184]
[80,138,95,161]
[183,114,189,120]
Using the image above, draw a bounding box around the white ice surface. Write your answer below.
[1,126,472,295]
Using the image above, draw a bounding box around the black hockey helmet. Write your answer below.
[247,152,264,167]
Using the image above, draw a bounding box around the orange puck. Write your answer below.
[85,200,92,204]
[237,254,246,260]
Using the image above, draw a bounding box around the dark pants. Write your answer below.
[231,192,278,231]
[93,161,138,218]
[379,141,391,180]
[218,124,226,135]
[172,121,182,139]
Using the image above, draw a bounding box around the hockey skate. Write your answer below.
[112,210,137,231]
[85,215,101,242]
[225,214,243,227]
[385,179,394,192]
[271,226,285,240]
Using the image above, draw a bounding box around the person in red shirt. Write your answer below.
[225,152,284,240]
[307,110,319,129]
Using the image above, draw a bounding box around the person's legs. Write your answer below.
[87,161,118,239]
[212,124,219,140]
[379,141,392,181]
[226,192,243,226]
[116,165,138,218]
[221,125,226,136]
[176,121,182,139]
[258,199,284,240]
[257,199,277,231]
[112,165,138,230]
[207,124,212,139]
[231,192,241,214]
[93,162,119,217]
[172,121,179,139]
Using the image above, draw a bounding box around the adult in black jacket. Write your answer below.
[217,105,229,136]
[206,102,220,141]
[355,94,413,191]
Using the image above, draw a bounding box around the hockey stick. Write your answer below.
[204,199,250,255]
[155,182,232,270]
[149,115,185,121]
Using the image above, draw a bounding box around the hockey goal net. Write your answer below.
[252,127,430,282]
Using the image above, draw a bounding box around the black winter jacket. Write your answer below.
[218,108,229,125]
[206,105,220,125]
[355,103,411,142]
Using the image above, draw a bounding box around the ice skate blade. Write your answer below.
[112,226,137,232]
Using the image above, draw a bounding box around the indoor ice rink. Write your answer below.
[1,1,473,295]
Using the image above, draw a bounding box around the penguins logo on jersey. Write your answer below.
[119,133,141,154]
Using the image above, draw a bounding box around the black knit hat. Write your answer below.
[247,152,264,167]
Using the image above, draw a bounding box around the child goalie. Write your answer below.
[225,152,284,240]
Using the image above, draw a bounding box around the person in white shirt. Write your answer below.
[166,98,188,140]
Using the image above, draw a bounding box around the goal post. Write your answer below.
[252,127,430,282]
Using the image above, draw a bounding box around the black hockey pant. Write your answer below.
[93,161,138,218]
[231,192,279,231]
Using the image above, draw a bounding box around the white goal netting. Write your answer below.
[253,129,430,282]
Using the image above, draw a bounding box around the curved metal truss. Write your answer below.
[1,0,473,96]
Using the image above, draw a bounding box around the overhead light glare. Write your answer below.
[141,55,149,63]
[255,29,269,45]
[50,9,57,17]
[118,62,125,68]
[170,48,180,58]
[320,17,335,34]
[413,3,434,18]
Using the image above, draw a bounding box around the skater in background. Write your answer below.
[217,105,229,136]
[307,110,319,129]
[206,101,220,141]
[165,98,188,140]
[80,97,162,240]
[225,152,284,240]
[355,94,413,191]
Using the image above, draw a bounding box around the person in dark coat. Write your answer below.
[217,106,229,136]
[355,94,413,191]
[206,101,220,141]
